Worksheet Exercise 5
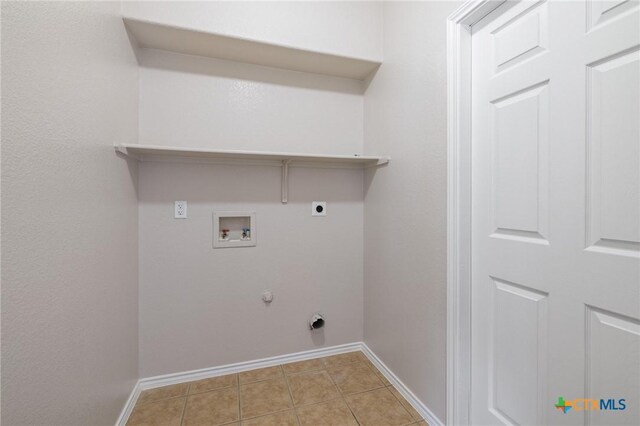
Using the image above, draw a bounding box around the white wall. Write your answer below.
[1,2,139,425]
[134,1,380,377]
[363,2,461,423]
[123,1,383,61]
[138,162,364,377]
[1,2,458,424]
[139,49,364,155]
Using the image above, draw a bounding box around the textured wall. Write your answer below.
[1,2,460,424]
[134,1,379,377]
[138,49,365,155]
[123,1,383,61]
[1,2,139,424]
[138,162,364,377]
[363,2,461,423]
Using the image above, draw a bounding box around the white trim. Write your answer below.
[116,342,360,426]
[115,381,142,426]
[116,342,442,426]
[123,17,382,81]
[360,344,444,426]
[115,143,389,168]
[446,1,506,425]
[139,342,362,391]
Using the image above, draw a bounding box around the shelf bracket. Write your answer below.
[281,160,291,204]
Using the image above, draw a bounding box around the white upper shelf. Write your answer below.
[123,17,382,80]
[115,144,390,168]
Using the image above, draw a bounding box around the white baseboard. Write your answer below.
[116,341,443,426]
[360,344,445,426]
[115,380,142,426]
[138,342,363,390]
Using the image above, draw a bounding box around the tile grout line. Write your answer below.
[281,358,324,376]
[281,364,302,426]
[295,395,344,409]
[285,354,363,425]
[342,383,387,397]
[283,367,326,376]
[286,366,346,416]
[291,367,361,426]
[237,366,296,422]
[236,373,241,424]
[325,354,386,398]
[323,355,362,425]
[135,393,187,406]
[341,390,362,425]
[187,383,235,397]
[328,353,366,424]
[386,383,424,422]
[178,391,188,426]
[240,408,292,423]
[238,367,297,422]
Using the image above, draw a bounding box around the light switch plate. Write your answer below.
[312,202,327,216]
[175,201,187,219]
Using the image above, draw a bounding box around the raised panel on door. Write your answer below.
[587,0,640,31]
[490,81,549,245]
[490,277,548,425]
[586,47,640,257]
[586,306,640,425]
[492,1,549,74]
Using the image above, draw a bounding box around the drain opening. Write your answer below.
[309,314,325,330]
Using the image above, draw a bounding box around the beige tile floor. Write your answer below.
[127,351,429,426]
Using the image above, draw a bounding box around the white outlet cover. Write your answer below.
[312,201,327,216]
[175,201,187,219]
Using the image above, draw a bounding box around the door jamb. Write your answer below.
[446,1,506,424]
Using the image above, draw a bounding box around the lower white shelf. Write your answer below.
[115,143,389,204]
[115,143,389,167]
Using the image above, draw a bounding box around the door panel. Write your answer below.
[586,48,640,255]
[586,307,640,425]
[587,0,638,30]
[492,1,548,73]
[491,81,549,243]
[471,1,640,425]
[490,278,548,426]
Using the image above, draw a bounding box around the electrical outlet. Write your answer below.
[175,201,187,219]
[312,201,327,217]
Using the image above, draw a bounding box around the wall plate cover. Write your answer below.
[312,202,327,216]
[175,201,187,219]
[213,211,257,248]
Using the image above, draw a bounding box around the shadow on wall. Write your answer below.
[137,163,366,205]
[137,47,369,95]
[116,149,140,198]
[364,162,389,198]
[311,329,326,346]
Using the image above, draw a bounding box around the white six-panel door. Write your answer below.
[470,1,639,425]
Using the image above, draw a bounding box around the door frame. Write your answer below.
[446,1,507,424]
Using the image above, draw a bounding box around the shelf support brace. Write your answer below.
[281,160,291,204]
